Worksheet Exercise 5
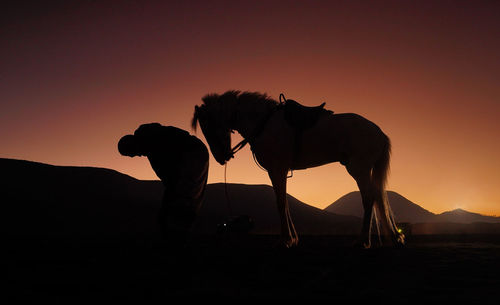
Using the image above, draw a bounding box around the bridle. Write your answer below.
[227,94,286,159]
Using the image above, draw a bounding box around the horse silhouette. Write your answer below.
[118,123,209,244]
[192,91,404,248]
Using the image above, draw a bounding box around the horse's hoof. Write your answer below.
[277,238,299,249]
[393,234,406,248]
[273,241,293,251]
[352,239,371,249]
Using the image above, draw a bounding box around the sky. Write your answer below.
[1,0,499,216]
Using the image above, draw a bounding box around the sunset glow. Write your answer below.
[2,1,499,216]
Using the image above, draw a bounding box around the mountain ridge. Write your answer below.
[325,191,500,224]
[0,158,361,237]
[2,158,499,237]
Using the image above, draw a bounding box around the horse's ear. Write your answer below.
[191,105,199,132]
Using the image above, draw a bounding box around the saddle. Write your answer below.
[280,94,332,131]
[279,94,333,169]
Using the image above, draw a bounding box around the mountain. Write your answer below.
[3,158,498,238]
[325,191,436,223]
[325,191,500,224]
[198,183,361,235]
[0,158,361,238]
[434,209,500,224]
[1,158,164,237]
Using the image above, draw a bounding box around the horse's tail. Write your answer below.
[372,134,404,244]
[372,134,391,192]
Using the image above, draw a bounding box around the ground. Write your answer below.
[6,235,500,304]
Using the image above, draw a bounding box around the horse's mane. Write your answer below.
[202,90,277,106]
[192,90,278,131]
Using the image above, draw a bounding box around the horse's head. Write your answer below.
[192,102,233,165]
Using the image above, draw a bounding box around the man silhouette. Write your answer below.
[118,123,209,244]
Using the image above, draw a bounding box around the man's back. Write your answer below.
[133,123,207,185]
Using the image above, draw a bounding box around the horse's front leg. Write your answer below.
[268,168,299,248]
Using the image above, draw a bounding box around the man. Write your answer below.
[118,123,209,244]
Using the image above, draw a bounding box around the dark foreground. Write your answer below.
[7,234,500,304]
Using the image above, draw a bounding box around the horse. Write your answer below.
[191,90,405,248]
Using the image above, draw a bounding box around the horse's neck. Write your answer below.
[230,100,273,139]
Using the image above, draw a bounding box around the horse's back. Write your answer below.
[293,112,388,168]
[317,112,385,140]
[253,108,388,169]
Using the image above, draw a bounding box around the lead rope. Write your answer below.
[224,163,233,216]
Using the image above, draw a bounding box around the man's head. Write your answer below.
[118,134,144,157]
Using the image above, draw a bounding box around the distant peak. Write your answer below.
[439,208,478,216]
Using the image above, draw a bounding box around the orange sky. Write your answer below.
[2,1,499,216]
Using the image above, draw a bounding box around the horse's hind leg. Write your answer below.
[268,168,298,248]
[346,163,374,248]
[374,191,405,247]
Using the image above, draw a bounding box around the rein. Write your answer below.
[230,137,248,156]
[228,112,273,157]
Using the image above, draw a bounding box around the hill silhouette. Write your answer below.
[325,191,500,224]
[198,183,361,235]
[3,158,499,237]
[4,163,500,302]
[1,158,164,237]
[326,191,435,223]
[434,208,500,224]
[1,158,360,238]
